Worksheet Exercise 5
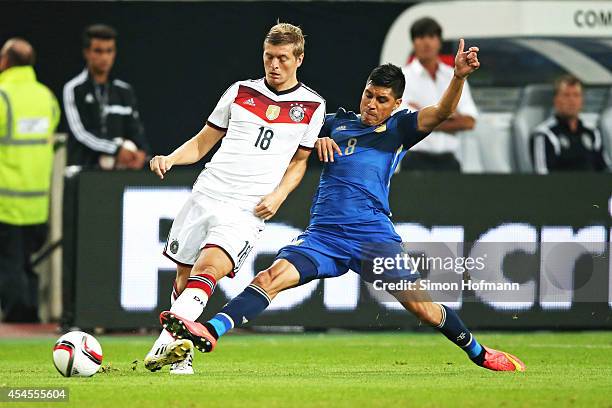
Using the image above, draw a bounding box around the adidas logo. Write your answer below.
[242,316,249,324]
[243,98,256,107]
[457,332,466,341]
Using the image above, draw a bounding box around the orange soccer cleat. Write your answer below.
[480,346,526,372]
[160,311,217,353]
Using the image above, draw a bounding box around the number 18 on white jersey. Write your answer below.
[193,78,325,209]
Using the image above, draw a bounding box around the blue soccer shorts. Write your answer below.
[276,218,420,285]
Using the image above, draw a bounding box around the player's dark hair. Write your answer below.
[83,24,117,49]
[554,74,582,96]
[264,22,305,58]
[410,17,442,41]
[367,63,405,99]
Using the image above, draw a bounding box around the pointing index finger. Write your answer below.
[457,38,465,54]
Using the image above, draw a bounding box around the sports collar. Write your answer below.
[264,78,302,95]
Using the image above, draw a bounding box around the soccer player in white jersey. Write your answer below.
[143,23,326,374]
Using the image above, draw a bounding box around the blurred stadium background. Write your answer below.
[0,0,611,401]
[2,0,610,331]
[1,1,612,406]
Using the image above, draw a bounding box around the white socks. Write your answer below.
[169,288,210,321]
[152,274,217,348]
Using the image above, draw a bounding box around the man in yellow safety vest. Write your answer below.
[0,38,60,322]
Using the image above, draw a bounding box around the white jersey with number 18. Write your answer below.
[192,78,325,210]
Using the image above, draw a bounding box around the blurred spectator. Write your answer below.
[400,17,478,171]
[530,75,610,174]
[63,24,149,170]
[0,38,60,322]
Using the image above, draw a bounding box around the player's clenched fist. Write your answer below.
[149,155,174,179]
[255,191,287,221]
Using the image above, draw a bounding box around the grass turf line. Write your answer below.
[0,332,611,407]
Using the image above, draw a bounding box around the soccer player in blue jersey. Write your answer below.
[160,39,526,372]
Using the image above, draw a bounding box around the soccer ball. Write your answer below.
[53,331,103,377]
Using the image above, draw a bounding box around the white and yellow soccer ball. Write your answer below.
[53,331,103,377]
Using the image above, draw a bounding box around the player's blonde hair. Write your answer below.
[264,22,305,58]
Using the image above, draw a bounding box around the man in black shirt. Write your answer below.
[530,75,609,174]
[63,24,150,169]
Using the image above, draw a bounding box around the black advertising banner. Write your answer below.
[66,170,612,330]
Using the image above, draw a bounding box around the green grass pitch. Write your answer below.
[1,332,611,407]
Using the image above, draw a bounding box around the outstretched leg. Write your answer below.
[145,247,233,371]
[161,259,301,352]
[389,281,525,372]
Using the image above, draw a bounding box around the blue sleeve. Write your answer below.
[394,110,430,150]
[318,114,336,137]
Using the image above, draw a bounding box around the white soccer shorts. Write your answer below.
[163,191,264,276]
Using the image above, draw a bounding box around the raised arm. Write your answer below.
[417,39,480,133]
[149,124,225,179]
[254,147,312,220]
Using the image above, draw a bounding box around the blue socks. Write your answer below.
[436,304,484,363]
[206,313,234,339]
[205,284,271,339]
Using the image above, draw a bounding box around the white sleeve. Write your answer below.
[207,82,240,130]
[532,133,549,175]
[457,80,479,119]
[300,100,326,148]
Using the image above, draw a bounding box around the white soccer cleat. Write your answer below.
[144,339,193,372]
[170,347,194,375]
